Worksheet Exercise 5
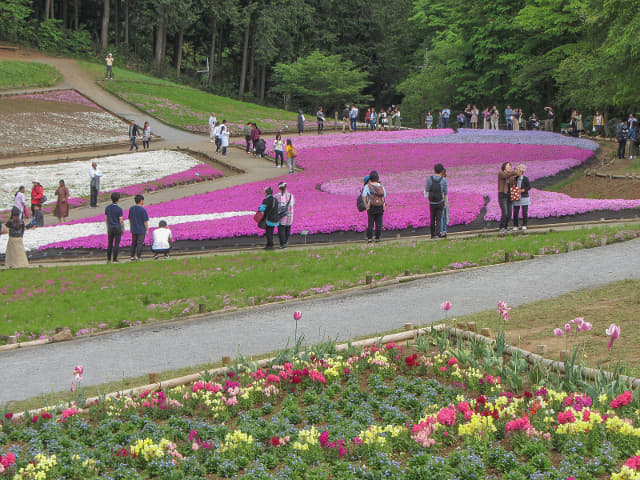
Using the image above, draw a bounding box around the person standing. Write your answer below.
[342,105,350,132]
[498,162,518,234]
[213,121,222,153]
[616,119,629,159]
[350,104,359,132]
[471,105,479,129]
[13,186,28,220]
[593,111,605,137]
[250,123,261,157]
[129,194,149,261]
[30,180,44,217]
[370,109,378,130]
[105,53,114,80]
[362,170,386,243]
[490,106,499,130]
[544,106,555,132]
[208,112,217,143]
[286,139,297,174]
[273,134,285,168]
[504,105,513,130]
[142,121,151,150]
[220,120,229,156]
[275,181,294,248]
[512,164,531,231]
[104,192,124,263]
[393,108,402,129]
[441,107,450,128]
[297,110,305,135]
[128,120,139,151]
[89,162,102,208]
[3,207,29,268]
[317,107,325,134]
[425,164,448,239]
[243,122,253,153]
[258,187,279,250]
[152,220,172,259]
[379,109,388,130]
[440,168,449,237]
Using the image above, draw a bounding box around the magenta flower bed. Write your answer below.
[12,90,101,109]
[38,132,639,251]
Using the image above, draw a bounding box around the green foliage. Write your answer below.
[0,61,60,89]
[0,0,31,42]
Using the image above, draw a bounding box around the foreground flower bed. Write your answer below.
[1,332,639,480]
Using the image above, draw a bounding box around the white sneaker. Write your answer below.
[512,227,518,232]
[521,226,527,231]
[499,228,507,234]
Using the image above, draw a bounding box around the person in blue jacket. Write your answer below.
[258,186,279,250]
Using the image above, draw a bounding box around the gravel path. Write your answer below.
[1,237,638,403]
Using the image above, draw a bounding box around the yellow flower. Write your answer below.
[458,413,496,439]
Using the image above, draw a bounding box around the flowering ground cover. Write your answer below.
[1,328,639,480]
[0,90,127,155]
[34,130,640,253]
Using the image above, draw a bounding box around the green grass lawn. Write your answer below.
[78,60,298,133]
[0,61,61,89]
[2,224,638,342]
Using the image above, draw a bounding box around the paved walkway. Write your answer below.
[1,237,638,403]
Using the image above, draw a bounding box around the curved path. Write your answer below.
[1,237,639,403]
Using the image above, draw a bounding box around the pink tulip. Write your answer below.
[553,328,564,337]
[606,323,620,351]
[293,311,302,321]
[572,317,584,327]
[580,321,592,331]
[564,323,572,334]
[441,301,452,311]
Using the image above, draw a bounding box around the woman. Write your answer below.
[13,186,28,220]
[512,164,531,231]
[142,121,151,150]
[286,139,297,174]
[425,111,433,129]
[575,111,584,137]
[471,105,479,129]
[297,110,305,135]
[497,162,518,234]
[4,207,29,268]
[274,181,295,248]
[258,187,279,250]
[54,179,69,223]
[362,170,386,243]
[482,108,490,129]
[273,134,285,168]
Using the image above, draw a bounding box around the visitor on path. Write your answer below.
[13,186,27,220]
[142,121,151,150]
[490,106,499,130]
[273,134,285,168]
[89,162,102,208]
[342,105,350,133]
[575,110,584,137]
[505,105,513,130]
[616,119,629,159]
[441,107,451,128]
[512,164,531,232]
[243,122,252,153]
[30,180,44,217]
[105,192,124,263]
[628,121,639,160]
[275,181,295,249]
[392,108,402,130]
[379,109,388,130]
[544,106,555,132]
[129,194,149,261]
[208,112,217,142]
[258,187,279,250]
[512,108,521,131]
[440,168,449,237]
[498,162,518,234]
[105,53,114,80]
[251,123,262,157]
[297,110,305,135]
[3,207,28,268]
[54,180,69,223]
[220,120,229,156]
[425,163,448,239]
[213,122,221,153]
[464,105,472,128]
[128,120,139,151]
[152,220,172,259]
[456,112,465,129]
[362,170,386,243]
[370,109,377,130]
[317,107,325,134]
[350,105,359,131]
[286,139,297,174]
[471,105,479,129]
[482,108,490,129]
[26,204,43,229]
[593,111,605,137]
[425,111,433,129]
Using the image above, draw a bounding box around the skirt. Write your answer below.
[5,236,29,268]
[54,200,69,218]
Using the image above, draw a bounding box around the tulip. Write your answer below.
[441,301,452,311]
[293,311,302,321]
[606,323,621,351]
[553,328,564,337]
[580,321,592,331]
[564,323,572,334]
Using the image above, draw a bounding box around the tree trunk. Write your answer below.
[49,0,55,19]
[259,64,266,104]
[154,12,167,66]
[216,23,223,80]
[238,16,251,97]
[62,0,68,28]
[73,0,78,30]
[44,0,51,19]
[100,0,110,50]
[248,28,256,97]
[114,0,119,47]
[124,0,129,46]
[206,18,217,88]
[174,28,184,76]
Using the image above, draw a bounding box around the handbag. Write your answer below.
[253,211,264,224]
[509,184,521,202]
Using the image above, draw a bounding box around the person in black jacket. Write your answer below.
[512,164,531,231]
[258,187,280,250]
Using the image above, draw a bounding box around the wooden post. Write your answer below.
[365,275,373,285]
[221,356,231,365]
[149,372,160,384]
[198,303,206,313]
[480,327,492,337]
[536,345,547,355]
[404,323,414,331]
[467,322,477,332]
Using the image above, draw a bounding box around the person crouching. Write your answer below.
[152,220,172,259]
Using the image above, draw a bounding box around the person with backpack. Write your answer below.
[275,181,295,248]
[361,170,386,243]
[497,162,519,234]
[258,186,279,250]
[425,164,448,239]
[616,119,629,159]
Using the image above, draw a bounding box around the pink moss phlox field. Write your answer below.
[12,90,101,109]
[113,164,223,196]
[38,131,640,251]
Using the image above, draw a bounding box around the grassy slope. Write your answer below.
[0,61,61,89]
[78,60,298,131]
[1,224,638,340]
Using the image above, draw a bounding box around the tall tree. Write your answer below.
[100,0,110,50]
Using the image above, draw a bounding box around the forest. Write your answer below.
[0,0,638,126]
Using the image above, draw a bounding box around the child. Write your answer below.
[152,220,172,259]
[286,139,297,174]
[274,134,285,168]
[142,122,151,150]
[26,204,44,229]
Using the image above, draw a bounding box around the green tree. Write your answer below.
[0,0,32,42]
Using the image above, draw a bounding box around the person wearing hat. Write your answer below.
[30,180,44,218]
[257,186,279,250]
[89,162,103,208]
[275,181,295,248]
[105,53,114,80]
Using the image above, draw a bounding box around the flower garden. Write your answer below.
[24,129,640,254]
[0,90,126,155]
[1,322,639,480]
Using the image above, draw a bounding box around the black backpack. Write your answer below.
[428,176,443,203]
[357,188,367,212]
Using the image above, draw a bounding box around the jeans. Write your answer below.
[222,146,227,156]
[130,136,138,150]
[288,156,295,173]
[370,120,376,130]
[440,205,449,234]
[429,203,444,238]
[107,227,122,261]
[317,121,324,134]
[131,233,145,258]
[275,150,284,166]
[278,224,291,245]
[618,140,626,159]
[513,205,528,227]
[265,226,275,248]
[90,186,99,207]
[442,118,449,128]
[143,140,149,149]
[215,137,221,152]
[105,65,113,79]
[366,207,383,240]
[498,192,512,229]
[350,117,357,131]
[245,136,251,152]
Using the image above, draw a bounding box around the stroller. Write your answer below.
[253,138,266,158]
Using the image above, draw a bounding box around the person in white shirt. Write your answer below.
[89,162,103,208]
[13,186,28,219]
[152,220,172,259]
[213,122,222,153]
[220,120,229,156]
[208,112,217,142]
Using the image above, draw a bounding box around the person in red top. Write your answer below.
[30,180,44,217]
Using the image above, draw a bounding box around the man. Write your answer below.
[129,194,149,261]
[350,104,359,132]
[243,121,252,153]
[504,105,513,130]
[425,163,448,239]
[441,107,450,128]
[362,170,386,243]
[105,53,114,80]
[128,120,139,151]
[89,162,102,208]
[104,192,124,263]
[544,106,555,132]
[316,106,325,134]
[616,119,629,159]
[208,112,217,142]
[275,181,295,248]
[152,220,172,259]
[30,180,44,217]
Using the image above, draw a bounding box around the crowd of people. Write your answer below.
[424,104,556,131]
[615,114,640,160]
